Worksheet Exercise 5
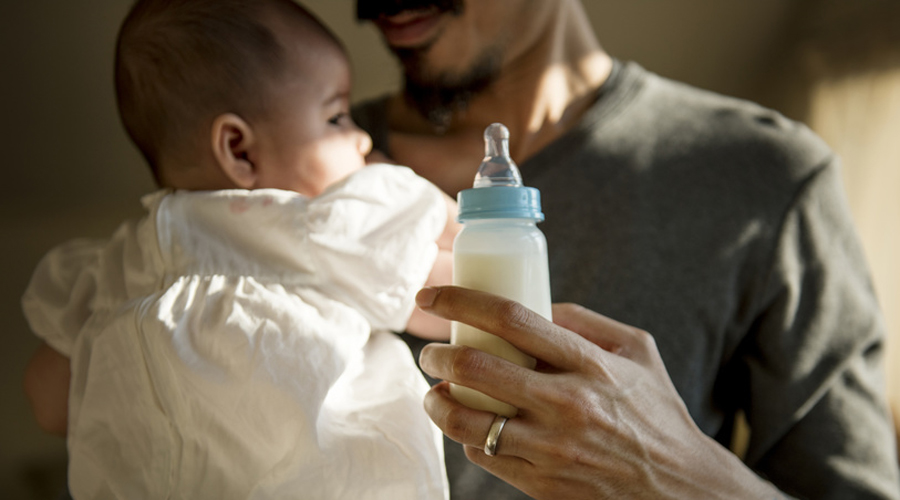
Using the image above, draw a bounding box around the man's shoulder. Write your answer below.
[540,62,840,225]
[561,62,836,203]
[629,65,834,178]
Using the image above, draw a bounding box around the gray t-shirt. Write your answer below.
[353,61,900,500]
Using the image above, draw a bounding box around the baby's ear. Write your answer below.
[211,113,257,189]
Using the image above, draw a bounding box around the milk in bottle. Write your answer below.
[451,123,552,417]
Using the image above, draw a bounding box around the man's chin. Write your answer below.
[393,45,434,74]
[400,47,501,131]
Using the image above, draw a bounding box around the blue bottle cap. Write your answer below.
[458,186,544,221]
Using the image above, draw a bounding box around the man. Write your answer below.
[353,0,900,499]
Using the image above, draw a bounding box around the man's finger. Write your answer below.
[416,286,599,371]
[425,381,530,460]
[551,302,654,361]
[419,343,540,410]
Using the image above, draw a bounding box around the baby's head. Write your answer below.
[115,0,372,196]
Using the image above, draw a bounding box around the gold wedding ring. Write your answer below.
[483,414,509,457]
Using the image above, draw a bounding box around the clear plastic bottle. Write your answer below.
[450,123,552,417]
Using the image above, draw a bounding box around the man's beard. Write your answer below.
[397,43,502,132]
[358,0,484,130]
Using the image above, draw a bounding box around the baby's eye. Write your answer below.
[328,112,348,125]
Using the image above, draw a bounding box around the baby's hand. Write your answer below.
[406,192,459,341]
[438,194,462,251]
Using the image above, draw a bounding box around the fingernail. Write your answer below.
[416,287,439,308]
[418,344,433,372]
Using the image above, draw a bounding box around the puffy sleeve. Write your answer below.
[306,165,447,332]
[743,158,900,499]
[21,239,105,357]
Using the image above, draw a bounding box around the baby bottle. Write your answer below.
[450,123,552,418]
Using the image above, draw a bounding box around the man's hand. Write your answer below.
[414,286,781,499]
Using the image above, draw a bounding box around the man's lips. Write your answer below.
[375,7,443,48]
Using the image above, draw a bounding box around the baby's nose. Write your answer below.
[357,129,373,157]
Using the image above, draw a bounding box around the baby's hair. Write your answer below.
[114,0,337,183]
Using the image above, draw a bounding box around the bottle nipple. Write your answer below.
[473,123,523,188]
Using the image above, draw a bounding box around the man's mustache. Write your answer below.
[356,0,463,21]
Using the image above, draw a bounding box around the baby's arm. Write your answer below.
[406,193,461,341]
[434,191,462,253]
[23,342,70,436]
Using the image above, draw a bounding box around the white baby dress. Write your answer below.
[22,164,450,499]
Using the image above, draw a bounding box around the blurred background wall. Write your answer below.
[2,1,897,498]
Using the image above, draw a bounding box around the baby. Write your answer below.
[21,0,456,498]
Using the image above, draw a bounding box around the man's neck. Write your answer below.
[387,1,612,163]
